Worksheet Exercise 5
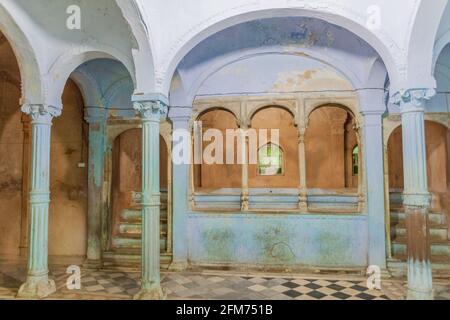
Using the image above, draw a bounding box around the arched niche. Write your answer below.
[110,129,169,252]
[387,121,450,211]
[305,104,359,191]
[249,106,299,188]
[193,108,241,191]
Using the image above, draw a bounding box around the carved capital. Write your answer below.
[133,100,168,121]
[390,89,436,112]
[21,104,61,123]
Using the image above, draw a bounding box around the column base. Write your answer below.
[133,284,166,300]
[407,287,434,300]
[169,260,188,272]
[17,276,56,299]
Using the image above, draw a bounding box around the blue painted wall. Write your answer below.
[188,213,368,268]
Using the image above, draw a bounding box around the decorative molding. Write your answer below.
[21,104,61,122]
[390,89,436,110]
[133,100,168,121]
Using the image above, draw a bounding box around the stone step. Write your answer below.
[392,239,450,256]
[120,209,168,223]
[118,222,168,235]
[390,223,448,240]
[103,251,172,270]
[387,256,450,278]
[390,211,447,225]
[390,254,450,264]
[112,237,167,249]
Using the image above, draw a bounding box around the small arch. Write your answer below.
[306,104,359,190]
[306,103,357,127]
[250,105,296,126]
[195,107,239,127]
[47,50,135,109]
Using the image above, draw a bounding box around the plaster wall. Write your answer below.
[49,80,88,257]
[188,213,368,268]
[0,37,22,256]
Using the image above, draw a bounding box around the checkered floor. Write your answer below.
[1,267,449,300]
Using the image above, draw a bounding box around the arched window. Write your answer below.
[352,146,359,176]
[258,143,284,176]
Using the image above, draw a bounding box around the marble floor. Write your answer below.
[0,265,449,300]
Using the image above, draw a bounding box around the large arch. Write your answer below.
[0,3,43,104]
[173,49,367,106]
[46,49,135,109]
[162,7,400,95]
[115,0,156,94]
[406,0,447,90]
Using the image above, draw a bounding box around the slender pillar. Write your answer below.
[361,109,387,269]
[298,127,307,211]
[84,107,106,268]
[392,89,434,300]
[241,124,249,211]
[169,108,191,271]
[133,97,167,300]
[17,104,60,299]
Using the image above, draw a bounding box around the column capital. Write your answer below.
[133,100,168,121]
[390,89,436,113]
[361,110,384,128]
[21,104,61,123]
[168,107,192,124]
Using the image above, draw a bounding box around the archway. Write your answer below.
[48,79,88,262]
[0,30,24,258]
[109,129,171,267]
[388,121,450,261]
[249,106,298,188]
[193,108,241,191]
[306,105,359,191]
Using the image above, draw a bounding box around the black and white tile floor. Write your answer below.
[0,267,449,300]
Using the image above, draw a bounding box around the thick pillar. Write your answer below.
[361,108,387,269]
[84,107,106,268]
[17,104,60,299]
[392,89,434,300]
[169,107,191,271]
[133,97,168,300]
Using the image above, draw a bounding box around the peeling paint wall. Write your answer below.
[188,213,368,268]
[0,34,22,257]
[49,79,88,257]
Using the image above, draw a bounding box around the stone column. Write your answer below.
[361,109,387,269]
[298,127,307,211]
[392,89,434,300]
[84,107,107,268]
[133,97,168,300]
[169,107,191,271]
[17,104,60,299]
[241,124,249,211]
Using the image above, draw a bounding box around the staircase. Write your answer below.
[103,192,172,270]
[389,204,450,276]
